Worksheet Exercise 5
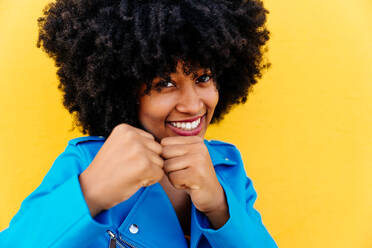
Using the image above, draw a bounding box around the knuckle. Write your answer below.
[126,129,137,139]
[140,141,149,152]
[160,137,170,145]
[114,123,129,132]
[154,142,163,154]
[158,158,164,168]
[161,146,169,156]
[152,155,163,168]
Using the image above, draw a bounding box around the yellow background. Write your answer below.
[1,0,371,247]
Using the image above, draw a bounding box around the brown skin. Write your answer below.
[138,61,218,141]
[79,124,164,215]
[161,136,229,229]
[79,61,229,229]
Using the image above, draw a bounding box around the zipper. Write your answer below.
[107,230,137,248]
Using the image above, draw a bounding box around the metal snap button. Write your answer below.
[225,157,229,161]
[129,224,139,234]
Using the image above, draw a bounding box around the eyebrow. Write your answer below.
[191,68,212,80]
[151,75,172,85]
[151,67,213,87]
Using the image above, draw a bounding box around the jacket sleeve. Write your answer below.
[0,144,111,248]
[192,146,278,248]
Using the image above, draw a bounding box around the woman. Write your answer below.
[0,0,277,247]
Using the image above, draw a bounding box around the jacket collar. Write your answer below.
[94,137,236,247]
[117,183,188,248]
[204,140,237,167]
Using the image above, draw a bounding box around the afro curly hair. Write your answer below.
[37,0,270,137]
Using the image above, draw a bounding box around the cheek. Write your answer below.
[204,87,219,110]
[138,95,174,127]
[138,96,154,126]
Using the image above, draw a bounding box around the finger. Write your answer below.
[163,155,191,174]
[168,168,200,190]
[144,139,162,154]
[133,127,155,140]
[161,143,189,159]
[161,135,203,146]
[148,150,164,169]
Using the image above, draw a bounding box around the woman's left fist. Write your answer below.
[161,136,226,214]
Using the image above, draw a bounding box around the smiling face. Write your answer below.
[138,61,219,141]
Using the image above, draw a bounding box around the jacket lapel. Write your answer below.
[115,140,237,248]
[117,183,188,248]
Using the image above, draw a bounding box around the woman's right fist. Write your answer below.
[79,123,164,217]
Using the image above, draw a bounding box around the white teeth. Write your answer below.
[169,117,201,131]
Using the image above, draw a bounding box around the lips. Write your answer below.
[166,115,205,136]
[169,117,201,130]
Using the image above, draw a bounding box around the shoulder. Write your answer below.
[66,136,106,163]
[67,136,106,162]
[206,139,237,148]
[55,135,105,165]
[68,136,106,146]
[204,139,243,167]
[205,139,241,157]
[47,136,106,176]
[205,140,249,190]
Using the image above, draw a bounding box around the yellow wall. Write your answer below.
[1,0,371,247]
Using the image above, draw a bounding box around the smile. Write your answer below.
[166,115,205,136]
[169,117,201,131]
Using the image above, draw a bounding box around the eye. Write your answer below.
[196,74,212,83]
[154,80,176,90]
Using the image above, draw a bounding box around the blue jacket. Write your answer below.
[0,136,278,248]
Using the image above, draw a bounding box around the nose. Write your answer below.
[175,84,203,114]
